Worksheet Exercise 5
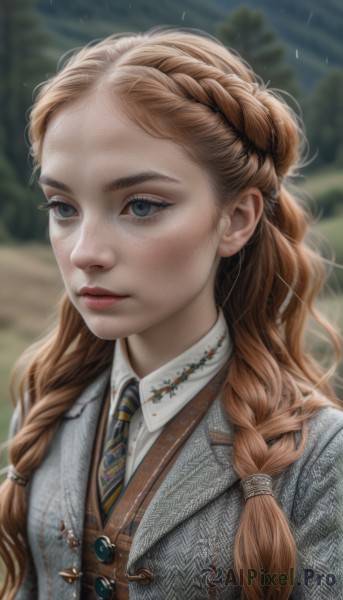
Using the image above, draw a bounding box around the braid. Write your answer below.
[168,70,276,157]
[218,186,335,598]
[114,50,278,158]
[0,297,113,597]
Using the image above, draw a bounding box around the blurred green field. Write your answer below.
[300,167,343,199]
[315,212,343,290]
[0,244,63,444]
[316,216,343,259]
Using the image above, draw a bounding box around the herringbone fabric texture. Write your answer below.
[8,364,343,599]
[98,381,140,518]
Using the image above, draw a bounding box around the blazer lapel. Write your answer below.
[60,369,111,538]
[128,394,239,566]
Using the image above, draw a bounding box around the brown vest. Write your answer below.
[81,365,227,599]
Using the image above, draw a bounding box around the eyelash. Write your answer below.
[38,196,174,224]
[38,199,76,220]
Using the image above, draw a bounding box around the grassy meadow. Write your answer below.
[0,245,63,445]
[1,177,343,465]
[300,167,343,199]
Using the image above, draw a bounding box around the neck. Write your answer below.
[126,302,219,378]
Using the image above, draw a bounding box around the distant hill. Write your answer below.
[213,0,343,93]
[35,0,342,94]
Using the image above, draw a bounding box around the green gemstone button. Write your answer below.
[94,576,114,600]
[93,535,115,563]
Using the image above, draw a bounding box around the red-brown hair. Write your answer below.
[0,29,341,599]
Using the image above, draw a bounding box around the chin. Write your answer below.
[86,324,121,341]
[82,315,135,341]
[82,310,166,342]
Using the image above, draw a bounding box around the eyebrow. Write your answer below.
[38,171,181,193]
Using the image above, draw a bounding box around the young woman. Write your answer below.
[0,29,342,600]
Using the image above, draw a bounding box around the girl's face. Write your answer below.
[40,91,228,360]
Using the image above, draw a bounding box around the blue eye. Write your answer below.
[124,197,174,222]
[130,200,154,217]
[38,200,77,219]
[55,203,76,218]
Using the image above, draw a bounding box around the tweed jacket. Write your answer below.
[10,369,343,600]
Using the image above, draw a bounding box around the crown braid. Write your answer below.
[115,51,277,157]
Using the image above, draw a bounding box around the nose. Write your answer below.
[70,219,116,271]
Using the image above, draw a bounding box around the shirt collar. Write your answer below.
[110,310,231,433]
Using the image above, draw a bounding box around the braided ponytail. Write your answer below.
[1,29,341,599]
[217,186,331,599]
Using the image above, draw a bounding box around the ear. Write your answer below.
[216,188,263,258]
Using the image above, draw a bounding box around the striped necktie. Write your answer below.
[98,381,140,519]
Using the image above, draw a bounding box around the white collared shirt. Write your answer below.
[109,311,231,485]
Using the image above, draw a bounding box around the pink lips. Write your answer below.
[77,287,129,309]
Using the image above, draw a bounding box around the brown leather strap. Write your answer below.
[106,362,228,535]
[81,363,228,598]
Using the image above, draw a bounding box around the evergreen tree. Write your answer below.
[0,0,54,239]
[218,6,298,97]
[306,69,343,167]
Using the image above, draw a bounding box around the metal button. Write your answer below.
[59,567,83,584]
[94,576,115,600]
[125,567,155,585]
[93,535,116,563]
[67,529,81,549]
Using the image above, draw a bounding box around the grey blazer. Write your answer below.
[10,370,343,600]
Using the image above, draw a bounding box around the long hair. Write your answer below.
[0,29,341,599]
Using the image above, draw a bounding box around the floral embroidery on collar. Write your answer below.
[144,331,227,405]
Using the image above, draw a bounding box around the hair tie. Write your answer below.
[7,464,28,487]
[240,473,274,500]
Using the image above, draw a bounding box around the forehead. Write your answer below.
[41,90,207,185]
